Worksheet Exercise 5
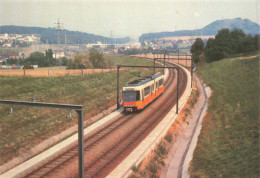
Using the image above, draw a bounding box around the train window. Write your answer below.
[144,86,150,97]
[159,79,164,86]
[156,82,159,89]
[123,91,140,102]
[136,91,140,100]
[151,85,154,93]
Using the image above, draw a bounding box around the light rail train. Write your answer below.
[123,72,164,112]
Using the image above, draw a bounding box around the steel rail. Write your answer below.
[85,64,187,177]
[25,62,175,178]
[79,63,187,177]
[23,61,185,178]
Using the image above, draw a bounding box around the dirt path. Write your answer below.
[237,55,260,60]
[160,74,211,178]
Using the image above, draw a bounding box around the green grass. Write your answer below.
[190,57,259,177]
[226,50,260,59]
[0,55,154,165]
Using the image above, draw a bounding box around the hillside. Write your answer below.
[190,55,259,177]
[139,18,260,42]
[0,55,154,165]
[0,25,130,44]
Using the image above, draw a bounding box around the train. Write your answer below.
[123,72,165,112]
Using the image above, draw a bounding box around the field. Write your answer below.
[0,68,120,77]
[190,56,259,177]
[0,55,155,165]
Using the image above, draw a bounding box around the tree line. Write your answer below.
[2,49,69,68]
[3,48,109,69]
[66,48,107,69]
[190,28,259,63]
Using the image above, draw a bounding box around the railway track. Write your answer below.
[83,63,187,178]
[24,62,187,178]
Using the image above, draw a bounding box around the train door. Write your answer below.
[151,84,154,95]
[154,80,156,95]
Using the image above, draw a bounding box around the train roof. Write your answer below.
[125,73,162,87]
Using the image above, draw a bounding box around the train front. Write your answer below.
[122,87,141,112]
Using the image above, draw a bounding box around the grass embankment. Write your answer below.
[190,57,259,177]
[0,55,154,165]
[129,79,199,178]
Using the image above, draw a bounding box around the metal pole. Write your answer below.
[0,100,84,176]
[69,110,72,119]
[77,110,84,178]
[191,59,193,88]
[178,50,179,64]
[117,66,120,109]
[186,54,187,66]
[163,54,165,75]
[10,106,13,114]
[176,68,179,114]
[153,58,155,74]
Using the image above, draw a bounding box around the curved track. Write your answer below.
[25,62,187,178]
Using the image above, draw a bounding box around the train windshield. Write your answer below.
[123,91,140,102]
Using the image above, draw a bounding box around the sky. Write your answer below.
[0,0,259,39]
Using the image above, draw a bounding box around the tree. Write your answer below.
[6,58,18,65]
[254,35,260,50]
[215,29,233,58]
[88,48,106,68]
[66,53,92,69]
[190,38,204,63]
[204,38,223,62]
[204,28,258,62]
[147,47,153,53]
[230,28,246,53]
[67,54,87,69]
[241,35,256,53]
[61,57,69,66]
[45,49,56,66]
[27,52,47,67]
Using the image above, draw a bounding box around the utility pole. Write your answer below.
[163,54,166,75]
[65,30,67,46]
[55,18,63,47]
[111,31,114,54]
[178,49,179,64]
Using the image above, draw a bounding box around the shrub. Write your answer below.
[23,65,34,69]
[147,162,158,174]
[131,165,139,173]
[158,142,167,155]
[164,133,172,143]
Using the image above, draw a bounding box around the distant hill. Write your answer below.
[139,18,260,42]
[0,25,130,44]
